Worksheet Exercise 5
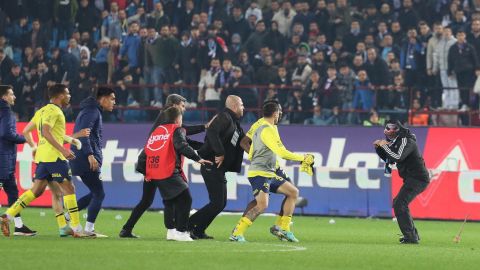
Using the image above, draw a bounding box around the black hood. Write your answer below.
[395,120,416,141]
[80,96,101,111]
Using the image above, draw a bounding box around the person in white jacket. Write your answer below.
[198,58,221,118]
[433,27,459,109]
[272,1,296,38]
[426,23,443,107]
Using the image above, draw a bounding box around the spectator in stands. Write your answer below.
[54,0,78,43]
[291,54,312,84]
[0,49,14,82]
[147,2,170,31]
[400,28,423,87]
[352,69,373,111]
[243,20,268,57]
[304,104,340,126]
[237,52,255,83]
[380,34,400,62]
[337,63,355,109]
[343,20,364,54]
[174,31,199,106]
[265,21,287,56]
[317,65,340,109]
[305,70,321,100]
[390,21,404,47]
[120,21,141,85]
[197,26,227,71]
[76,0,100,35]
[426,22,443,108]
[433,26,458,109]
[362,4,379,35]
[448,30,480,109]
[255,55,277,86]
[107,38,120,84]
[365,47,389,107]
[409,98,429,126]
[226,5,251,43]
[362,110,383,126]
[467,19,480,60]
[177,0,195,33]
[287,85,312,124]
[245,1,263,23]
[226,66,257,110]
[272,1,296,38]
[450,9,468,35]
[22,19,48,51]
[198,58,221,118]
[398,0,419,32]
[385,74,408,110]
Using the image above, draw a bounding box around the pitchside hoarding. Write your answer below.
[1,124,479,220]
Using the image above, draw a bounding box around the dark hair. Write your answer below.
[48,84,68,99]
[0,85,13,97]
[96,87,115,99]
[263,101,280,117]
[163,106,182,124]
[165,94,186,107]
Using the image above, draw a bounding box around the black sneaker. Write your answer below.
[190,231,214,240]
[119,229,138,238]
[14,225,37,236]
[399,237,419,244]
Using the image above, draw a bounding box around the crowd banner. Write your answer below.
[1,124,478,220]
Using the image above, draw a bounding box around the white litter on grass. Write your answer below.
[83,213,88,219]
[115,214,122,220]
[392,217,397,222]
[39,211,46,217]
[329,219,336,224]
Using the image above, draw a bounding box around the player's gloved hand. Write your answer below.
[300,154,315,176]
[72,139,82,150]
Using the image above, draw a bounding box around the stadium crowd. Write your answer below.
[0,0,480,125]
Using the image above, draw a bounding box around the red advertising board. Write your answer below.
[392,128,480,220]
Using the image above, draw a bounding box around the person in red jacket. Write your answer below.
[130,106,212,241]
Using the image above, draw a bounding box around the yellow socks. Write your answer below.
[280,216,292,232]
[63,194,80,229]
[55,213,67,228]
[275,215,282,227]
[232,217,253,236]
[6,190,36,218]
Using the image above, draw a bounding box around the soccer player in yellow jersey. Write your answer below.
[22,112,89,237]
[239,100,299,239]
[1,84,90,238]
[230,101,314,242]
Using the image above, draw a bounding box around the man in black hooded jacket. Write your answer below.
[374,120,430,244]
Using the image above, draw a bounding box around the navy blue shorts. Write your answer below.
[34,159,72,182]
[275,167,291,183]
[248,176,286,197]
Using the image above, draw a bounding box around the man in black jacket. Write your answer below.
[120,94,207,238]
[448,30,480,108]
[374,120,430,244]
[188,95,246,239]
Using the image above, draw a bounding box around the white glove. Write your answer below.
[72,139,82,150]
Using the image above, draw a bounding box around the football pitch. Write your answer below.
[0,208,478,270]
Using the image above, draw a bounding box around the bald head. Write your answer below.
[225,95,244,118]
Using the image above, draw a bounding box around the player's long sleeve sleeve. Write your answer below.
[173,128,201,162]
[183,124,205,136]
[380,137,414,162]
[0,115,26,144]
[75,111,97,156]
[260,127,304,162]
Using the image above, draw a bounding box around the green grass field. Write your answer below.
[0,208,478,270]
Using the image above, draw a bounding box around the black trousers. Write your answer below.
[393,179,429,240]
[123,180,192,232]
[0,174,21,217]
[163,189,192,232]
[123,180,157,231]
[188,165,227,234]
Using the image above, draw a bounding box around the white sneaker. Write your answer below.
[150,100,156,106]
[152,101,163,108]
[166,229,178,240]
[190,102,197,108]
[172,231,194,242]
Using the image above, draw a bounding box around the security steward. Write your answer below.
[188,95,246,239]
[374,120,430,244]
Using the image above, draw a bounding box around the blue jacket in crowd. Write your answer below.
[120,33,141,68]
[0,99,26,179]
[70,96,104,176]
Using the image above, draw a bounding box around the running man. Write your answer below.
[1,84,90,238]
[71,87,116,237]
[230,101,314,242]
